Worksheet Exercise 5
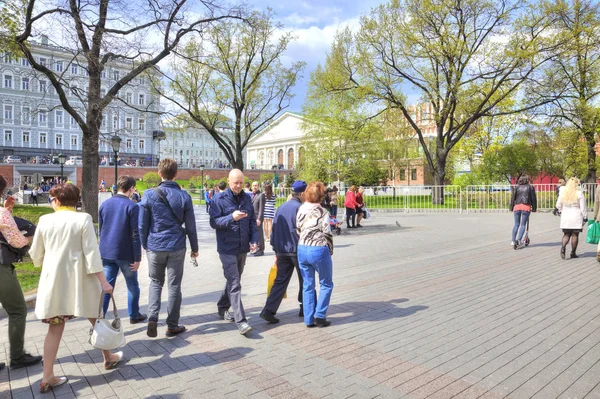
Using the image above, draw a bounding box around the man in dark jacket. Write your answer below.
[99,175,145,324]
[139,159,198,338]
[210,169,258,335]
[251,181,266,256]
[260,180,307,324]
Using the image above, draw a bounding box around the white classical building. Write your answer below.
[245,112,306,170]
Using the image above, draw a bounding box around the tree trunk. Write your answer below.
[232,146,245,171]
[584,131,597,183]
[432,152,447,205]
[81,126,100,222]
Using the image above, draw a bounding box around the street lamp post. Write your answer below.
[200,164,205,202]
[111,135,122,193]
[58,153,66,182]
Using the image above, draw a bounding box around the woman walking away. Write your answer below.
[263,183,276,242]
[30,184,123,394]
[330,186,339,218]
[556,177,587,259]
[509,176,537,247]
[344,186,359,228]
[297,182,334,327]
[355,186,366,227]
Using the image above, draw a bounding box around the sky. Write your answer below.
[250,0,385,112]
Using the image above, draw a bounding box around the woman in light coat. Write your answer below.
[30,184,122,394]
[556,177,587,259]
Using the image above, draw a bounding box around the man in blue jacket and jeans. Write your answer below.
[210,169,258,335]
[99,175,146,324]
[260,181,306,324]
[139,159,199,338]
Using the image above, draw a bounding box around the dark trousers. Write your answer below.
[257,222,265,251]
[217,253,248,324]
[263,255,303,315]
[147,249,186,329]
[0,264,26,360]
[346,207,356,227]
[31,196,38,205]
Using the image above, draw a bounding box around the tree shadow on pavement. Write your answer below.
[326,298,428,325]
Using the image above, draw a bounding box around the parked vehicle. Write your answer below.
[6,155,22,164]
[65,156,83,166]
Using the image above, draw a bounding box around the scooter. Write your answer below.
[514,219,531,250]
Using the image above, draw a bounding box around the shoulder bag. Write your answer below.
[89,293,126,350]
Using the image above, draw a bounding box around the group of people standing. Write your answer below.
[0,160,336,394]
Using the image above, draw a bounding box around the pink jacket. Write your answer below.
[344,191,359,208]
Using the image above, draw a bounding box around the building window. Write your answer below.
[101,70,106,79]
[113,70,119,80]
[138,118,145,131]
[100,88,106,97]
[71,135,78,147]
[39,111,47,125]
[4,130,12,142]
[55,134,62,146]
[55,110,63,126]
[138,93,145,105]
[70,115,78,128]
[113,116,119,130]
[55,61,63,72]
[126,92,132,103]
[39,57,46,67]
[71,64,77,74]
[399,169,406,181]
[22,58,29,67]
[126,117,132,130]
[22,132,30,144]
[411,169,417,181]
[21,77,29,90]
[39,80,47,93]
[22,107,30,124]
[126,138,132,149]
[4,105,13,123]
[4,74,12,89]
[39,133,46,145]
[139,140,145,151]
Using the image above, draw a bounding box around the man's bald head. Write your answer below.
[228,169,245,194]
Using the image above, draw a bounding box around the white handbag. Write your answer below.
[89,294,126,350]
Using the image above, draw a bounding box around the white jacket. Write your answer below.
[30,210,103,319]
[557,191,586,230]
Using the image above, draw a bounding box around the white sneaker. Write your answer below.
[511,241,515,246]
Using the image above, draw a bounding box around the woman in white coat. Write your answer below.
[29,184,123,393]
[556,177,587,259]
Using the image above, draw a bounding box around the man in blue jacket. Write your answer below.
[260,180,306,324]
[210,169,258,335]
[139,159,199,338]
[99,175,146,324]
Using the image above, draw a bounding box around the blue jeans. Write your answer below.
[512,211,530,242]
[103,259,141,319]
[297,245,334,325]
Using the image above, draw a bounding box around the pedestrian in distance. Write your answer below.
[344,185,359,228]
[592,183,600,262]
[263,183,276,243]
[0,175,42,372]
[355,186,366,227]
[509,176,537,247]
[98,176,146,324]
[31,185,39,205]
[29,184,121,393]
[556,177,587,260]
[209,169,258,335]
[139,159,199,338]
[297,181,334,328]
[260,180,307,324]
[251,181,266,256]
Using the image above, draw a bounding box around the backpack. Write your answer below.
[0,217,36,264]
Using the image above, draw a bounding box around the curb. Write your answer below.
[0,294,36,318]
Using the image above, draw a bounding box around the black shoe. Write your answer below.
[165,325,186,337]
[347,226,353,229]
[260,310,279,324]
[253,250,264,257]
[147,320,158,338]
[571,252,579,259]
[130,313,148,324]
[299,304,303,318]
[315,318,331,328]
[0,362,5,371]
[218,309,235,322]
[560,246,566,260]
[356,224,363,227]
[10,353,42,369]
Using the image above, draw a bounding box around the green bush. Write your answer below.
[143,172,161,188]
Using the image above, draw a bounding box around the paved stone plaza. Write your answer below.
[2,209,600,399]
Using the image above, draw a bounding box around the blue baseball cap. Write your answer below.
[292,180,307,193]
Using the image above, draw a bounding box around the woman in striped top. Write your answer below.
[297,181,334,327]
[263,184,276,241]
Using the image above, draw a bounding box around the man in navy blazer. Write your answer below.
[99,175,145,324]
[210,169,258,335]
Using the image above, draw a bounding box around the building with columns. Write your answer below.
[245,112,305,170]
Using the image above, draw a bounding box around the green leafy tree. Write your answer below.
[322,0,555,202]
[11,0,241,220]
[143,172,161,188]
[484,140,539,183]
[0,0,25,54]
[157,10,305,170]
[525,0,600,182]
